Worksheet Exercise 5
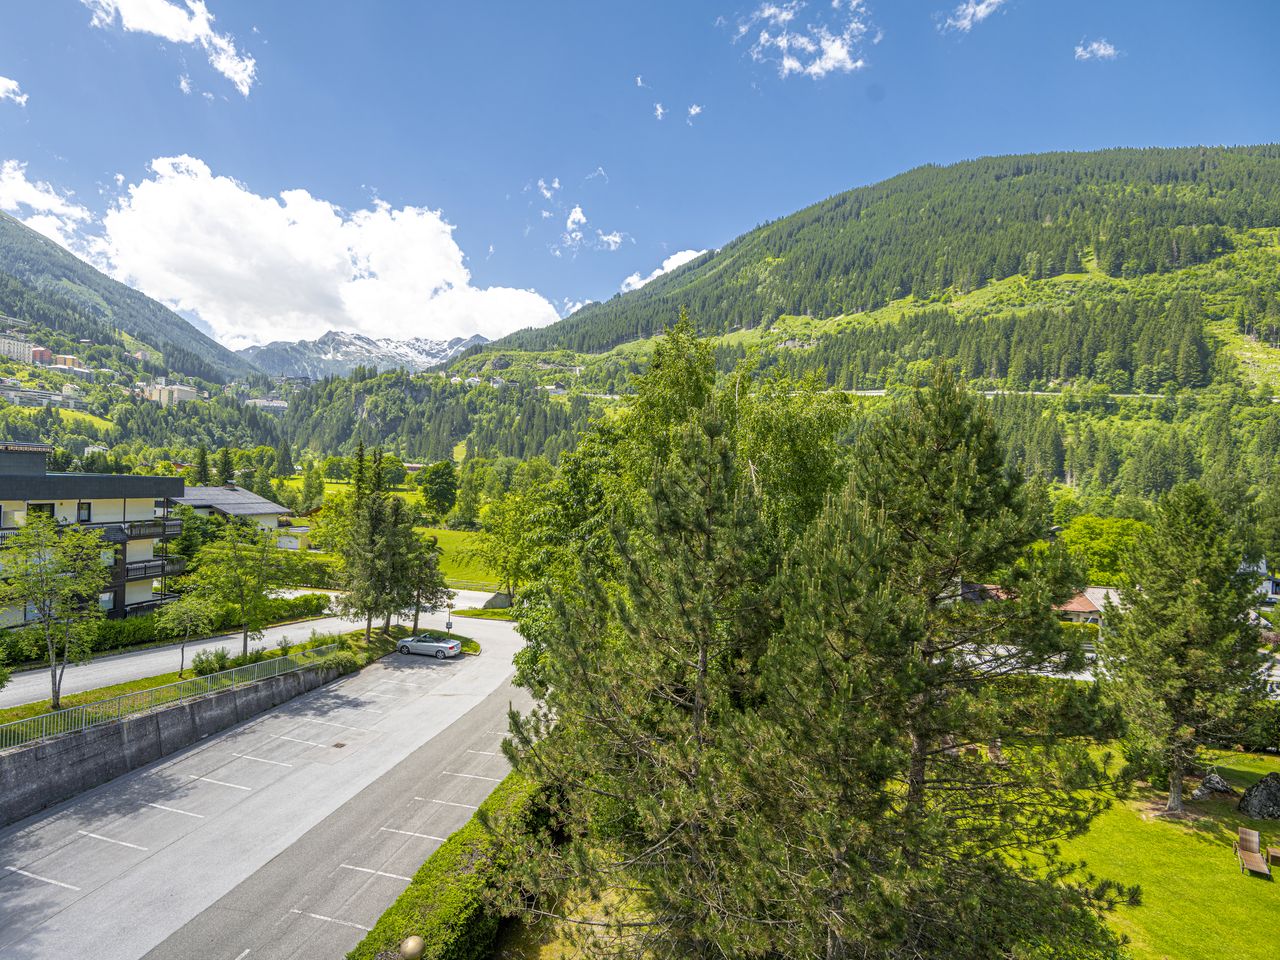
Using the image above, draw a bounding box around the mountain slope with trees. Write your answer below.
[492,145,1280,354]
[0,211,253,382]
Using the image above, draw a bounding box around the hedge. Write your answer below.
[346,772,542,960]
[279,550,343,589]
[0,592,331,665]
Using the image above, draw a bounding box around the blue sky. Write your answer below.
[0,1,1278,349]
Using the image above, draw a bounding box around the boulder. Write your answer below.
[1238,772,1280,820]
[1190,771,1237,801]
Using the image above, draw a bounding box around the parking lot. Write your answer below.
[0,615,525,960]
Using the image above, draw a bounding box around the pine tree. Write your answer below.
[1100,482,1266,813]
[194,444,212,485]
[216,447,235,486]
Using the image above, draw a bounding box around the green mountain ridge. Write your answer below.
[489,144,1280,356]
[0,211,254,382]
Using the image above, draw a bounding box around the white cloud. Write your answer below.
[0,160,92,249]
[738,0,870,79]
[565,204,587,231]
[82,0,257,96]
[1075,37,1119,61]
[654,102,666,120]
[540,209,552,219]
[0,76,28,107]
[620,248,706,292]
[561,297,592,316]
[586,166,609,182]
[941,0,1006,33]
[597,230,625,251]
[178,73,192,94]
[93,155,557,346]
[536,176,560,200]
[634,74,645,87]
[687,103,703,124]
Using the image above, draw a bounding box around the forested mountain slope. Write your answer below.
[493,145,1280,354]
[0,212,253,382]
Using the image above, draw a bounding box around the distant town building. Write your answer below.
[0,335,39,364]
[0,384,84,411]
[245,397,289,414]
[53,354,85,370]
[30,347,52,364]
[145,382,200,407]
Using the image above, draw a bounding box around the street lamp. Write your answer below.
[445,601,454,633]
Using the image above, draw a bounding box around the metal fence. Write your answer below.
[0,642,340,751]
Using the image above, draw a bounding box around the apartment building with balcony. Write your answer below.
[0,442,184,625]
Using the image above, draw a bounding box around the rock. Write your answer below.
[1238,772,1280,819]
[1190,771,1237,801]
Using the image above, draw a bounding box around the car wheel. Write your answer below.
[435,650,446,660]
[399,645,410,655]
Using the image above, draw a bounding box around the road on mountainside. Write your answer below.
[0,589,498,709]
[0,610,525,960]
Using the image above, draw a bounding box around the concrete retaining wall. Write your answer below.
[0,665,342,828]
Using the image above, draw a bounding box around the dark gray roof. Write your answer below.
[0,472,183,499]
[174,485,289,517]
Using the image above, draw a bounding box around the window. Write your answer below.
[77,502,92,523]
[28,503,54,518]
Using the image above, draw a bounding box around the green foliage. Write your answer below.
[0,514,112,709]
[418,459,459,518]
[1100,483,1267,812]
[1061,515,1150,586]
[346,772,542,960]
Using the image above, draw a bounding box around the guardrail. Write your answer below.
[446,579,504,593]
[0,642,340,751]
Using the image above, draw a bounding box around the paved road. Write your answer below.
[0,610,525,960]
[0,589,498,709]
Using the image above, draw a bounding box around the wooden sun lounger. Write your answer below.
[1235,827,1272,877]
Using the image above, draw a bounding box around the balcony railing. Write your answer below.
[122,556,187,581]
[0,518,182,545]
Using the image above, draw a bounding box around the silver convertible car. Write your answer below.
[398,634,462,659]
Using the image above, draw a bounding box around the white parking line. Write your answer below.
[351,706,387,714]
[266,733,327,748]
[4,866,81,891]
[189,775,251,791]
[302,718,373,732]
[76,830,148,851]
[443,770,502,782]
[146,802,204,818]
[377,678,429,688]
[231,753,293,768]
[288,909,371,931]
[466,749,499,756]
[359,691,398,699]
[379,827,446,841]
[339,863,413,881]
[413,797,479,809]
[234,951,251,960]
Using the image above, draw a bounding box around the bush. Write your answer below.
[314,650,360,676]
[346,773,543,960]
[191,647,232,676]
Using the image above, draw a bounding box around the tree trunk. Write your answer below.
[180,630,188,678]
[48,636,60,711]
[241,623,250,658]
[382,611,392,636]
[412,593,421,635]
[364,611,373,644]
[1166,762,1185,814]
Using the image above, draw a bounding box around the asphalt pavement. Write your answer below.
[0,589,498,709]
[0,609,524,960]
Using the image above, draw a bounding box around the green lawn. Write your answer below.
[1063,751,1280,960]
[419,526,500,590]
[454,606,517,621]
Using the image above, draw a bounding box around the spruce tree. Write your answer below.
[216,447,235,486]
[194,444,211,485]
[1100,482,1265,813]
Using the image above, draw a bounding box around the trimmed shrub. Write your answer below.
[191,647,232,676]
[314,650,360,676]
[346,773,542,960]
